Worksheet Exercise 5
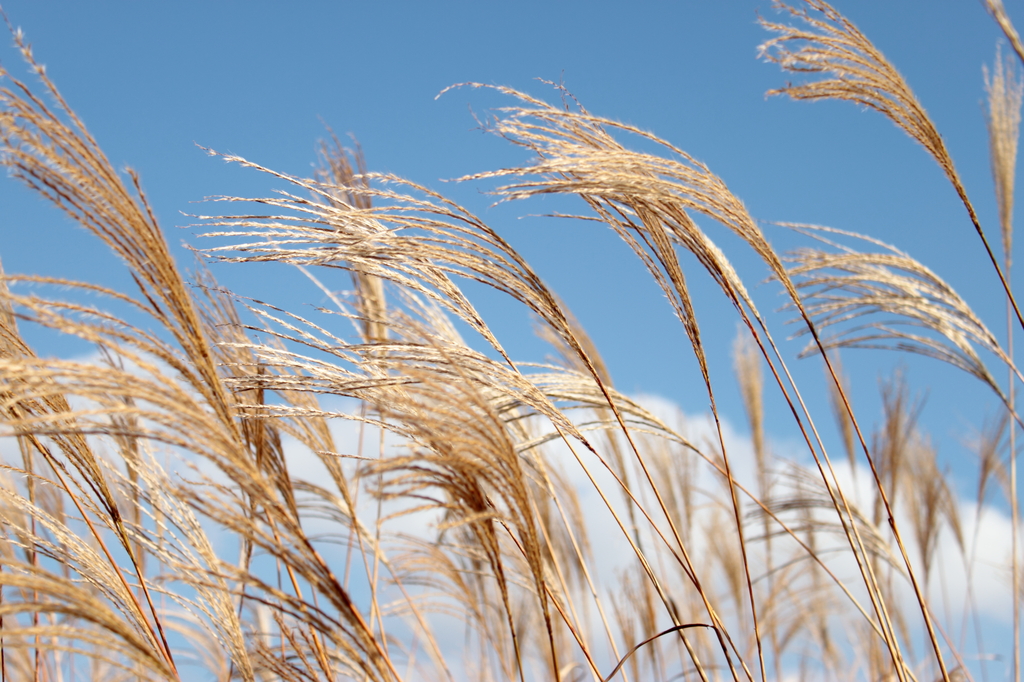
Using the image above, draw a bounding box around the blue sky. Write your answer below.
[4,0,1024,676]
[0,1,1016,531]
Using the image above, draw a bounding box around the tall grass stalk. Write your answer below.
[985,41,1023,682]
[0,2,1022,681]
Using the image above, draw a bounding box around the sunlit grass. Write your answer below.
[0,2,1020,680]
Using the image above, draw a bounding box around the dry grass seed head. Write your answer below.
[368,365,563,678]
[198,153,592,382]
[1,48,397,676]
[450,82,788,347]
[785,226,1012,402]
[0,32,236,433]
[759,1,954,183]
[0,487,175,678]
[985,44,1024,260]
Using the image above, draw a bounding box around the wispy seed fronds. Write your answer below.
[450,82,781,314]
[759,1,952,181]
[786,226,1011,400]
[198,153,595,377]
[762,1,1024,361]
[0,31,235,430]
[985,45,1024,261]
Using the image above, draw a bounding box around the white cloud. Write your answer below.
[4,341,1016,678]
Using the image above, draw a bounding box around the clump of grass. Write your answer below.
[0,2,1022,681]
